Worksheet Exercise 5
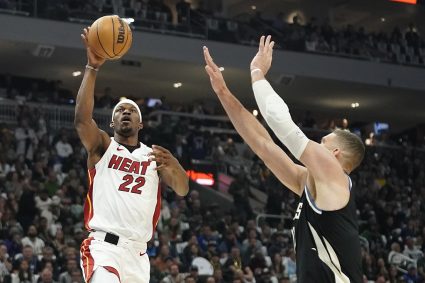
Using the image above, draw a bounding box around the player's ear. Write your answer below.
[110,122,114,128]
[332,148,341,157]
[138,122,143,130]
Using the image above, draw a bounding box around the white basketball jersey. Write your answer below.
[84,138,161,242]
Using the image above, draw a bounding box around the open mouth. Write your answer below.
[121,117,131,122]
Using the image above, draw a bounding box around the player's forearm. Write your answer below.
[167,164,189,196]
[216,87,272,155]
[74,68,97,125]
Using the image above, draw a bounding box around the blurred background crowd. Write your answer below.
[0,0,425,283]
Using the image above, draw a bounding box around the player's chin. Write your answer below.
[117,127,134,136]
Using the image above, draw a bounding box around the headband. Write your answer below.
[111,99,142,122]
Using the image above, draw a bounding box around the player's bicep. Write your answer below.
[75,119,109,153]
[258,140,306,196]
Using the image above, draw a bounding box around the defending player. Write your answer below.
[75,27,189,283]
[203,36,365,283]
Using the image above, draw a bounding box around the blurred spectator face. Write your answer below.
[185,276,196,283]
[23,246,33,259]
[406,237,414,248]
[231,247,240,258]
[71,269,82,282]
[190,266,198,278]
[41,267,53,282]
[20,259,29,271]
[42,247,54,260]
[391,242,400,252]
[27,225,38,238]
[67,259,77,272]
[0,244,7,259]
[160,245,170,257]
[214,269,223,281]
[170,264,179,276]
[190,244,199,255]
[206,276,216,283]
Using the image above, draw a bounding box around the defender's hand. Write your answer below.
[250,35,275,76]
[203,46,228,95]
[81,27,106,69]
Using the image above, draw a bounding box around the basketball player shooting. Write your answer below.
[75,27,189,283]
[203,36,365,283]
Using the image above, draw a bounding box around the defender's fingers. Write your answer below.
[259,35,265,52]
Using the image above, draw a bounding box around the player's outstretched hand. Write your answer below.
[203,46,228,95]
[148,145,179,171]
[81,27,106,69]
[250,35,275,76]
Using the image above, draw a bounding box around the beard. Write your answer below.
[116,125,133,137]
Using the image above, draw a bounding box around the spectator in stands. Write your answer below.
[222,246,243,281]
[58,258,77,283]
[21,225,45,256]
[15,119,38,163]
[403,265,423,283]
[96,87,113,109]
[39,266,58,283]
[228,173,254,223]
[6,258,35,283]
[176,0,191,24]
[161,263,185,283]
[54,135,73,161]
[403,236,424,260]
[16,245,40,275]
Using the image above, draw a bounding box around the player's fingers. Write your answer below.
[205,65,215,77]
[81,34,88,47]
[259,35,265,52]
[203,47,220,72]
[152,145,170,154]
[155,163,167,170]
[265,35,271,48]
[268,41,275,56]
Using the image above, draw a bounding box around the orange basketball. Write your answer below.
[88,15,133,60]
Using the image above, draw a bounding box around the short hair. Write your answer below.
[333,129,365,170]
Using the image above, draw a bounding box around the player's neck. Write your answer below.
[113,133,139,147]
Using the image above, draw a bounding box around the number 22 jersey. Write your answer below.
[84,138,161,242]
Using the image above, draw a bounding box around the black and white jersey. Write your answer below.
[292,177,362,283]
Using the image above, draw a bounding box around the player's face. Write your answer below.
[111,103,142,137]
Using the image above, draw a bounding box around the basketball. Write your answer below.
[87,15,132,60]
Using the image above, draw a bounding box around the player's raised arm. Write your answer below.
[74,27,110,160]
[203,46,306,196]
[250,36,361,209]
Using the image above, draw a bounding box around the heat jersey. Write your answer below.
[84,138,161,242]
[292,177,362,283]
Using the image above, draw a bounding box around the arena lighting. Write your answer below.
[119,96,127,100]
[351,102,360,108]
[218,67,224,71]
[390,0,417,4]
[72,71,81,77]
[252,109,258,116]
[186,170,215,186]
[173,82,182,88]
